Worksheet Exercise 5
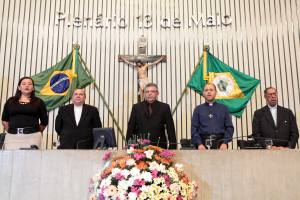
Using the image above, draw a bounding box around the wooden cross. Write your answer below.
[118,36,166,102]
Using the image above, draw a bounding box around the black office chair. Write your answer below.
[93,128,117,149]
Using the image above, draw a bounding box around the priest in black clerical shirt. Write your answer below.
[126,83,177,149]
[191,83,234,150]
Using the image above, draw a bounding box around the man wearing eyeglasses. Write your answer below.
[252,87,299,149]
[126,83,177,149]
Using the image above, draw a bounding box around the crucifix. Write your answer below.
[119,35,166,102]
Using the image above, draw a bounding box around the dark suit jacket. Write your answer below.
[126,100,177,149]
[252,105,299,148]
[55,104,102,149]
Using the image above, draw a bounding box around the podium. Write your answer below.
[1,150,300,200]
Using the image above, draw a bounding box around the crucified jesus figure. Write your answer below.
[119,55,166,101]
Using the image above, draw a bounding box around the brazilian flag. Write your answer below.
[188,47,260,117]
[31,45,93,111]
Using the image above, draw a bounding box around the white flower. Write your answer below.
[141,171,152,182]
[117,188,127,200]
[117,193,127,200]
[130,167,141,177]
[167,167,179,181]
[175,163,184,172]
[127,176,135,186]
[91,172,101,182]
[127,147,135,154]
[149,161,159,171]
[153,177,165,185]
[126,158,136,166]
[100,175,112,188]
[144,150,154,159]
[103,185,118,198]
[137,192,148,200]
[118,180,130,191]
[140,185,150,192]
[128,192,137,200]
[120,169,130,178]
[170,183,181,195]
[158,164,166,173]
[111,168,121,176]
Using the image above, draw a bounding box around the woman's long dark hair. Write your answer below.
[14,76,36,102]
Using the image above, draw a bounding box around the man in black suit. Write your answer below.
[252,87,299,149]
[126,83,177,149]
[55,88,102,149]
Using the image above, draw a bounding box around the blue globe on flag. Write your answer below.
[50,73,70,94]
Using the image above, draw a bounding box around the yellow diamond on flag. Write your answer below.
[208,72,244,99]
[40,70,73,96]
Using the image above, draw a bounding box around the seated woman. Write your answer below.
[1,76,48,150]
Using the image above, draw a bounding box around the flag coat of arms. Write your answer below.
[188,48,260,117]
[31,46,93,111]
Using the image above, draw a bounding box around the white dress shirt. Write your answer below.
[268,105,277,126]
[74,105,83,126]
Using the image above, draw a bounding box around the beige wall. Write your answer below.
[0,0,299,149]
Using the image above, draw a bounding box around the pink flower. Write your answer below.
[115,172,125,180]
[138,139,151,145]
[101,173,108,179]
[177,195,183,200]
[133,153,146,160]
[131,186,142,195]
[102,151,112,161]
[133,179,145,186]
[162,174,171,187]
[129,144,138,148]
[99,194,105,200]
[151,169,158,178]
[160,150,175,158]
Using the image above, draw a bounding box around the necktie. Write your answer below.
[148,103,153,115]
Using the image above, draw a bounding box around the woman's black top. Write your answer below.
[1,97,48,130]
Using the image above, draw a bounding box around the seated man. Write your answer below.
[252,87,299,149]
[191,83,234,150]
[126,83,177,149]
[55,88,102,149]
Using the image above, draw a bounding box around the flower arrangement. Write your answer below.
[89,139,198,200]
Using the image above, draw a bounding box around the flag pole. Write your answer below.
[171,45,209,115]
[203,45,210,81]
[171,56,203,115]
[72,44,80,76]
[75,48,125,141]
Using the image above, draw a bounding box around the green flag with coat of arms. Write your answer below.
[31,45,93,111]
[187,47,260,117]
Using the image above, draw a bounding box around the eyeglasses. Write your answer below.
[144,90,158,93]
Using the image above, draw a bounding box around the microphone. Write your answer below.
[217,135,291,149]
[249,135,291,149]
[204,135,260,150]
[156,137,161,147]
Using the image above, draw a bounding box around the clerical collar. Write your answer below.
[205,101,215,107]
